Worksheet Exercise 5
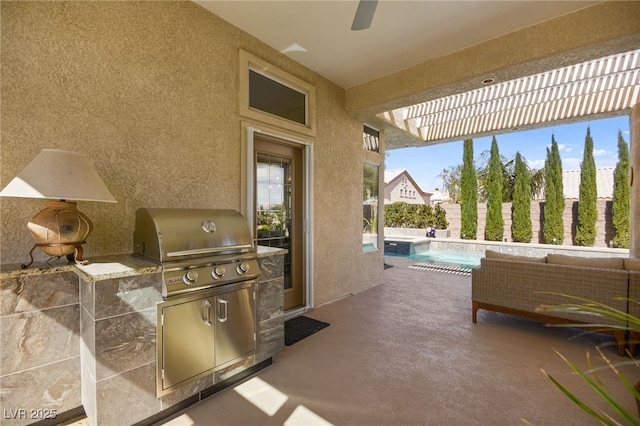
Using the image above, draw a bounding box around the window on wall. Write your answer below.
[363,162,379,251]
[249,70,306,125]
[239,50,316,137]
[363,125,380,153]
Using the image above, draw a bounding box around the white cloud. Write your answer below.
[527,159,545,170]
[557,143,575,153]
[562,157,582,171]
[593,149,608,156]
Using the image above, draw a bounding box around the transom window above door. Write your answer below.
[239,50,316,137]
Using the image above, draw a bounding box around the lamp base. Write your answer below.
[21,200,93,269]
[21,242,88,269]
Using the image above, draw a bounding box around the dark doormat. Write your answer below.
[284,316,330,346]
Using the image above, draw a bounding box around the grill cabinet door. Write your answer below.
[161,297,215,391]
[215,285,256,367]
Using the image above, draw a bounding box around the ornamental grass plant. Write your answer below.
[539,295,640,425]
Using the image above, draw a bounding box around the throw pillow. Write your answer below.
[547,254,624,269]
[624,258,640,271]
[485,249,546,263]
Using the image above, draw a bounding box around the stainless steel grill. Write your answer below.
[133,208,260,397]
[134,208,260,298]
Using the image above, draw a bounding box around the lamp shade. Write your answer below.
[0,149,116,202]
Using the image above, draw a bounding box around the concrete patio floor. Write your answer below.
[156,255,638,425]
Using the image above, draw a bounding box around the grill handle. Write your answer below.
[167,244,253,258]
[217,298,228,323]
[201,299,212,326]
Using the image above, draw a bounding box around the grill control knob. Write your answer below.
[183,270,198,285]
[236,262,250,275]
[211,266,226,280]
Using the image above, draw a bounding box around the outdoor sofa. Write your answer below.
[472,250,640,356]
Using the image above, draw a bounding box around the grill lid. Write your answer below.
[133,208,253,263]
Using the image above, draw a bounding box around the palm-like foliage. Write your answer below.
[539,295,640,425]
[438,165,462,203]
[476,150,544,202]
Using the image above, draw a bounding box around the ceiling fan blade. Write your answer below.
[351,0,378,31]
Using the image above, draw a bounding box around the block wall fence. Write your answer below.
[439,200,615,247]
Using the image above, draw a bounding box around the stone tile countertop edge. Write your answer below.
[1,246,287,280]
[256,246,288,258]
[0,254,161,281]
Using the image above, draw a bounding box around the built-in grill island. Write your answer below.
[133,208,264,397]
[0,206,288,426]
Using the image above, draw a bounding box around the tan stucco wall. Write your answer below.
[630,103,640,258]
[0,2,383,306]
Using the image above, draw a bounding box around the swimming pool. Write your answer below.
[414,250,482,269]
[390,249,482,269]
[383,237,483,269]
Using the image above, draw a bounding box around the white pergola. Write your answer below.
[380,49,640,145]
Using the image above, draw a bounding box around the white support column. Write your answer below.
[630,103,640,258]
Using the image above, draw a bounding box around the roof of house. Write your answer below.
[563,167,614,199]
[383,168,432,197]
[383,168,405,185]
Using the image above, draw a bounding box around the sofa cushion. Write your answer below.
[547,254,624,270]
[624,258,640,271]
[485,249,546,263]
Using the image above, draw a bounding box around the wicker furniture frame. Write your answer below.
[472,257,629,356]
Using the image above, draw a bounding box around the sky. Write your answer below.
[385,115,631,192]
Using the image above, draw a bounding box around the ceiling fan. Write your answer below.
[351,0,378,31]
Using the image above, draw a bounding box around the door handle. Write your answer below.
[202,299,212,326]
[218,298,228,323]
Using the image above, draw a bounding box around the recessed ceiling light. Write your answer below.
[482,77,496,84]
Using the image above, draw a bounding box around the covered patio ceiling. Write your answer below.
[196,1,640,151]
[380,48,640,148]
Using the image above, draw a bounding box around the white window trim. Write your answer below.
[243,123,315,312]
[239,50,316,137]
[363,160,383,253]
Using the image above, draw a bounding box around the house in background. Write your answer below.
[531,167,615,200]
[563,167,614,199]
[429,189,451,205]
[384,168,432,205]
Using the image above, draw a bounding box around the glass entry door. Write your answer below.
[254,137,304,310]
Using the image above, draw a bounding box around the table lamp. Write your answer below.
[0,149,117,268]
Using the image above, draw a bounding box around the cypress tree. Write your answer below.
[612,130,630,248]
[575,127,597,246]
[484,136,504,241]
[543,146,555,243]
[553,136,565,243]
[460,139,478,239]
[511,152,532,242]
[544,135,564,244]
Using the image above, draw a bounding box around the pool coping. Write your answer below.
[384,234,629,259]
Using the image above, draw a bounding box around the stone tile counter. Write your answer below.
[76,255,163,426]
[1,248,286,426]
[0,260,83,426]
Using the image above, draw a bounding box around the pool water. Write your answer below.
[405,250,482,269]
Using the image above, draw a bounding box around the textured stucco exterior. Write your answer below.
[0,2,383,307]
[631,103,640,258]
